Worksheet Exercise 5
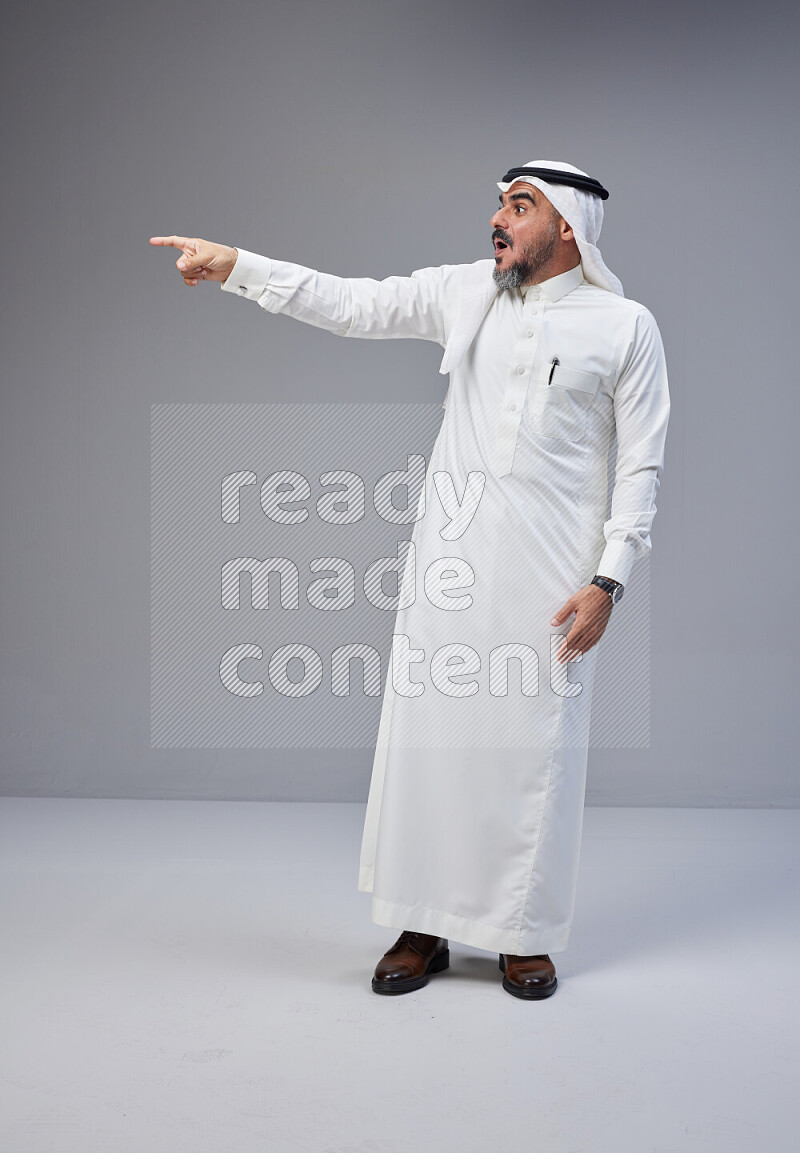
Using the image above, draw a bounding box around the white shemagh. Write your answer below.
[497,159,624,297]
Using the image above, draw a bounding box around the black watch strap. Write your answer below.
[591,575,624,603]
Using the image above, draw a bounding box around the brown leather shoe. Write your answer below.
[372,930,450,995]
[499,953,558,999]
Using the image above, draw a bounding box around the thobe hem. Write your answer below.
[358,869,573,955]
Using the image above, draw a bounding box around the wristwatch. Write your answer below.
[591,575,624,604]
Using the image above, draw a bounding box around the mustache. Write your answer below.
[492,228,513,247]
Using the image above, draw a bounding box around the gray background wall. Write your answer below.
[1,0,797,803]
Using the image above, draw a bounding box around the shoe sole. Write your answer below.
[498,954,558,999]
[372,948,450,995]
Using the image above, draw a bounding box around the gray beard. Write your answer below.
[492,224,560,291]
[492,263,527,290]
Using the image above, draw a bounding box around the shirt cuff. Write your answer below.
[594,540,638,588]
[220,247,272,301]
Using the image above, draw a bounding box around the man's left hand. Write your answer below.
[550,585,614,664]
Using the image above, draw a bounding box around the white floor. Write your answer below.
[0,799,797,1152]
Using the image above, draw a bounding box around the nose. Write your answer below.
[490,204,509,229]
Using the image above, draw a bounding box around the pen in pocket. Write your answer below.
[547,357,560,386]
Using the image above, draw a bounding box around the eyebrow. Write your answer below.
[498,190,536,206]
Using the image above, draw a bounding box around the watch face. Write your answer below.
[612,584,623,603]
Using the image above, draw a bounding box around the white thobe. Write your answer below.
[221,249,670,954]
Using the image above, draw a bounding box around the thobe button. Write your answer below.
[516,365,526,375]
[508,402,517,411]
[526,329,535,338]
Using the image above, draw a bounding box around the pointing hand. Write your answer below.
[148,235,238,287]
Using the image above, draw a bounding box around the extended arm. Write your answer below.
[148,235,448,345]
[219,246,447,344]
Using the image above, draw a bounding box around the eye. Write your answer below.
[514,204,526,213]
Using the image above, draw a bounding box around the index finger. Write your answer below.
[149,235,193,250]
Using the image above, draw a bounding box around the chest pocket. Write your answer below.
[526,363,601,445]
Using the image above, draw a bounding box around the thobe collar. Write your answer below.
[438,258,585,376]
[520,260,585,303]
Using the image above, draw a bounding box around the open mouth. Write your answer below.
[493,232,511,257]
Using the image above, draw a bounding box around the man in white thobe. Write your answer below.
[150,160,670,1000]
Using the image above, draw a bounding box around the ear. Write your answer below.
[558,218,575,242]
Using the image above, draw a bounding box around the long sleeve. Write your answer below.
[595,306,671,588]
[219,246,447,345]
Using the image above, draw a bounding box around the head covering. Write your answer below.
[497,160,624,296]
